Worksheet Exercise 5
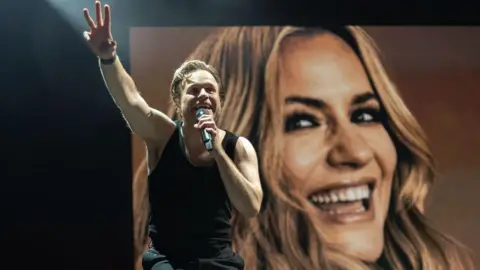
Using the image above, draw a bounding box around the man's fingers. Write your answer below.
[204,128,217,137]
[104,4,111,31]
[83,9,96,29]
[199,115,213,121]
[198,118,215,124]
[198,122,216,130]
[95,1,103,27]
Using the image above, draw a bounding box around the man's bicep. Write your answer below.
[122,96,175,142]
[235,137,261,187]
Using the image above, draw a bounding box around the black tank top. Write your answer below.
[148,120,238,256]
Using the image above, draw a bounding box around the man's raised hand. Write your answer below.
[83,1,116,60]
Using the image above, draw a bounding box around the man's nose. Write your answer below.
[198,88,209,99]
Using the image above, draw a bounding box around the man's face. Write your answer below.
[179,69,221,122]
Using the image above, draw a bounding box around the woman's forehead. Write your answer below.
[277,34,371,103]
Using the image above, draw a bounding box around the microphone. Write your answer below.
[195,108,213,151]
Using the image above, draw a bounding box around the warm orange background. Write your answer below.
[129,27,480,266]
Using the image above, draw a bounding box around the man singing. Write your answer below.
[82,2,263,270]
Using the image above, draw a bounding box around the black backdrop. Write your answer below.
[0,0,477,269]
[1,1,131,269]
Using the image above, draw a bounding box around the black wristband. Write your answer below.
[100,54,118,65]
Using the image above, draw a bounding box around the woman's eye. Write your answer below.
[284,113,319,132]
[351,108,381,124]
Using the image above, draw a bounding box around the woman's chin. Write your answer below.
[325,228,385,263]
[342,240,384,262]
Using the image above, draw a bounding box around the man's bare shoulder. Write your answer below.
[144,114,178,173]
[234,136,258,161]
[149,108,176,138]
[145,109,177,150]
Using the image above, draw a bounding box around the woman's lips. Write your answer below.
[308,179,376,224]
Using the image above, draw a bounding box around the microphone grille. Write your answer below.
[195,108,208,118]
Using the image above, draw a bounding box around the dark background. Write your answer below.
[1,0,478,269]
[1,1,132,269]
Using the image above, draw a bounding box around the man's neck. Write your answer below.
[181,119,204,151]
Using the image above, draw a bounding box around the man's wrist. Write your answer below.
[211,145,226,159]
[99,54,118,65]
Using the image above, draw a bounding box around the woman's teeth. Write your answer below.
[309,184,371,205]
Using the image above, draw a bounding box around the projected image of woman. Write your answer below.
[135,26,474,270]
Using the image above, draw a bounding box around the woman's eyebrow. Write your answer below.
[285,91,377,109]
[285,96,325,110]
[351,92,377,106]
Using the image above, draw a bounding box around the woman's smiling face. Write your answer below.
[278,32,397,261]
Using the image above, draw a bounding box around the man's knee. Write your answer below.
[142,249,174,270]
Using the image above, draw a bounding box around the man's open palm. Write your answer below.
[83,1,116,60]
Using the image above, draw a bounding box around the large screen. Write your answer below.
[130,26,479,269]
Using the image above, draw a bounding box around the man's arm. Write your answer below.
[82,2,174,142]
[213,137,263,218]
[100,57,175,142]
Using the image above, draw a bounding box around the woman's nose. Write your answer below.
[326,125,374,170]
